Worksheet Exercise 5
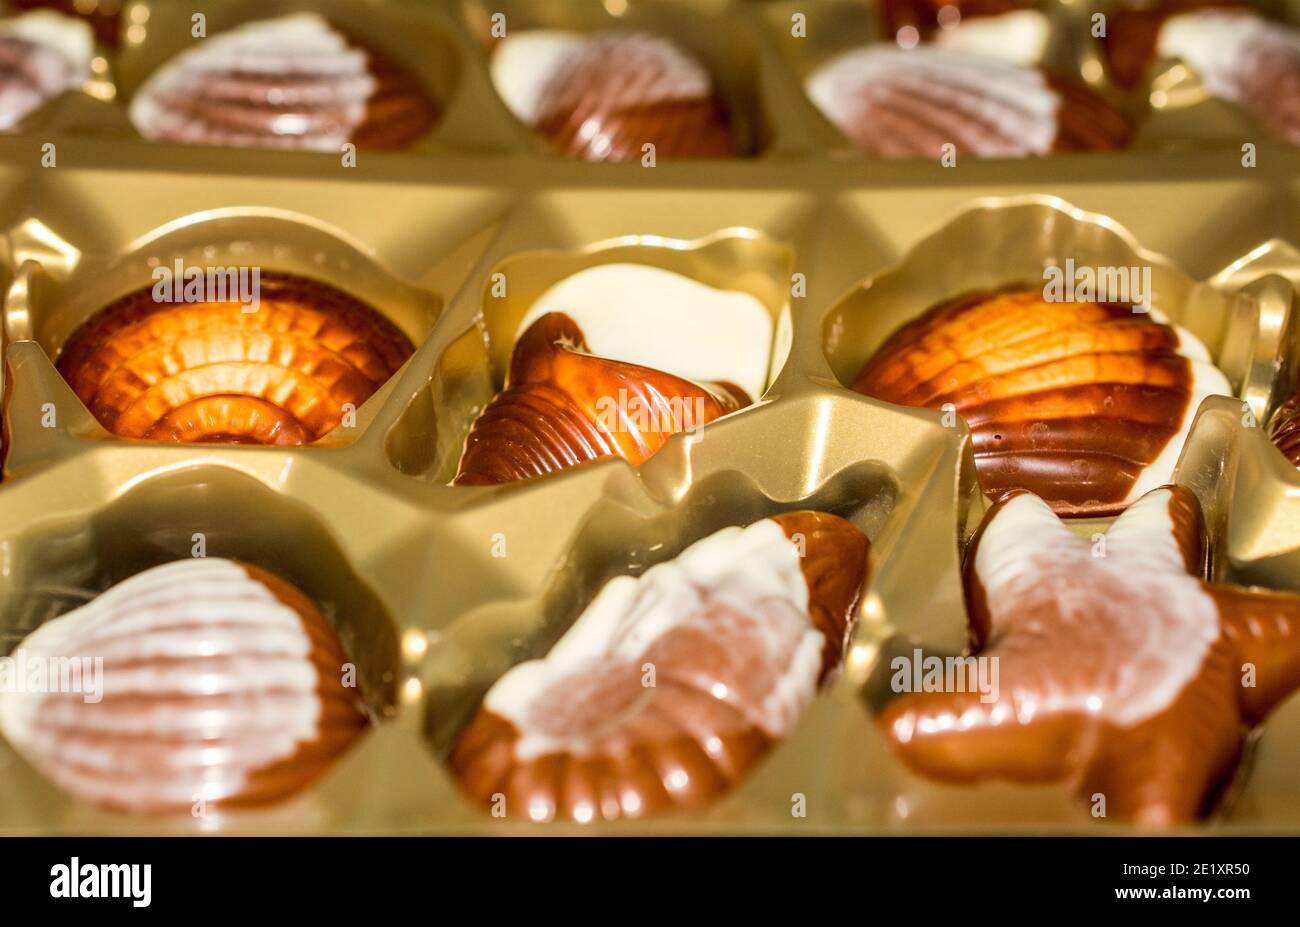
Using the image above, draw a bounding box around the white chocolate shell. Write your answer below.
[0,11,94,131]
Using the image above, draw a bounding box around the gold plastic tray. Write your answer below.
[0,0,1297,834]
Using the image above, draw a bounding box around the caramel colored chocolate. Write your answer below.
[878,485,1300,825]
[454,312,749,486]
[1269,390,1300,467]
[0,559,369,813]
[129,13,438,152]
[55,271,414,445]
[449,511,869,822]
[523,31,734,161]
[852,286,1228,515]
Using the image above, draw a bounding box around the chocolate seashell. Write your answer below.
[55,270,415,446]
[12,1,121,47]
[805,45,1130,158]
[1269,390,1300,467]
[449,511,869,822]
[852,286,1231,515]
[128,13,438,151]
[454,312,749,486]
[491,29,734,161]
[0,11,94,131]
[1103,2,1257,90]
[0,559,369,813]
[877,485,1300,825]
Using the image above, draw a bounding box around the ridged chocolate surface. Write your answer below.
[56,271,414,445]
[454,312,749,486]
[129,13,438,151]
[0,559,369,813]
[0,16,89,131]
[852,286,1217,515]
[879,485,1300,825]
[1269,391,1300,467]
[805,45,1130,159]
[530,31,734,161]
[449,512,869,822]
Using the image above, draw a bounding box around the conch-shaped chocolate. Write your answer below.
[0,10,94,131]
[805,44,1130,157]
[56,270,414,445]
[128,13,438,151]
[454,312,749,486]
[878,485,1300,825]
[490,29,735,161]
[852,286,1231,514]
[1269,390,1300,467]
[450,511,869,822]
[0,559,369,813]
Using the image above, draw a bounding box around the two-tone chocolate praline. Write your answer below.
[0,10,94,131]
[0,558,369,813]
[878,484,1300,825]
[129,13,438,151]
[450,511,869,822]
[490,28,736,160]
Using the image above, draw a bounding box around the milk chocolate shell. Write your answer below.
[852,286,1231,514]
[55,271,415,445]
[0,559,369,813]
[804,45,1130,157]
[490,29,735,161]
[1269,390,1300,467]
[0,10,94,131]
[878,485,1300,825]
[454,312,749,486]
[450,511,869,822]
[128,13,438,151]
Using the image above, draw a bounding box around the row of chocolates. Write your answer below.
[0,1,1298,157]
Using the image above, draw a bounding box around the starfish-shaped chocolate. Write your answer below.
[878,484,1300,825]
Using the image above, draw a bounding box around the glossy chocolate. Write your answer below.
[56,271,414,445]
[852,286,1230,514]
[129,13,438,151]
[805,45,1130,158]
[1269,390,1300,467]
[878,485,1300,825]
[0,10,93,131]
[0,559,369,813]
[454,312,749,486]
[492,29,734,161]
[449,511,869,822]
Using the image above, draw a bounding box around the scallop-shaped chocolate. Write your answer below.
[454,312,749,486]
[1269,390,1300,467]
[55,270,414,445]
[0,559,369,813]
[490,29,735,161]
[450,512,869,822]
[1144,9,1300,146]
[0,10,94,131]
[852,286,1231,515]
[805,44,1130,157]
[128,13,438,151]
